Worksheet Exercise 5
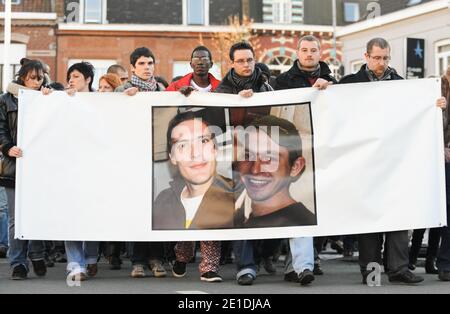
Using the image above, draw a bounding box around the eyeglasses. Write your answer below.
[234,58,255,66]
[369,55,391,62]
[171,134,215,156]
[191,57,211,63]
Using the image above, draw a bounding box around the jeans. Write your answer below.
[233,240,257,280]
[6,188,45,271]
[438,162,450,271]
[131,242,164,266]
[285,237,314,274]
[65,241,99,274]
[0,187,8,249]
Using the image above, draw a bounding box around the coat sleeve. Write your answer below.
[0,96,14,156]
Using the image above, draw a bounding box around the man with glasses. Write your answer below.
[340,37,447,285]
[215,41,273,286]
[215,41,272,97]
[153,112,234,282]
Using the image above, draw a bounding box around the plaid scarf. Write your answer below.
[228,68,261,91]
[365,65,396,82]
[131,74,158,92]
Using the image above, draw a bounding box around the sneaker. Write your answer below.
[131,264,146,278]
[330,240,345,254]
[172,261,187,278]
[149,260,167,278]
[313,260,324,276]
[389,271,424,285]
[298,270,315,286]
[200,272,223,283]
[284,271,300,283]
[11,265,27,280]
[262,257,277,275]
[439,270,450,282]
[237,273,254,286]
[32,259,47,277]
[87,264,98,277]
[45,256,55,268]
[0,247,7,258]
[67,271,87,282]
[110,256,122,270]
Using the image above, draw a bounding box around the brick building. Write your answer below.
[0,0,64,90]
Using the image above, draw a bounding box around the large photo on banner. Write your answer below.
[15,79,447,241]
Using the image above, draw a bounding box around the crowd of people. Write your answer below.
[0,34,449,287]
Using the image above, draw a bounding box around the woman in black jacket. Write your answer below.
[0,59,48,280]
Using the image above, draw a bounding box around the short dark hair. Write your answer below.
[107,64,127,74]
[15,59,47,88]
[48,82,65,91]
[229,42,255,62]
[166,111,214,154]
[191,46,213,61]
[297,35,321,50]
[130,47,155,67]
[367,38,391,54]
[66,62,95,92]
[246,115,303,168]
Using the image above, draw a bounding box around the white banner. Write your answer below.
[15,78,447,241]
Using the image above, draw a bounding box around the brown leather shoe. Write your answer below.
[87,264,98,277]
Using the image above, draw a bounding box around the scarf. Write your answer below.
[7,82,32,98]
[130,74,158,92]
[228,67,261,91]
[365,65,396,82]
[297,61,321,79]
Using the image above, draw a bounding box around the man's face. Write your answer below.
[236,130,305,204]
[132,56,155,81]
[232,49,255,77]
[365,46,391,77]
[116,69,129,84]
[191,50,212,76]
[297,40,321,69]
[170,119,217,186]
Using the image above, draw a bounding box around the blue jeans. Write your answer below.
[65,241,99,274]
[438,162,450,271]
[6,188,45,271]
[0,187,8,249]
[233,240,257,280]
[285,237,314,274]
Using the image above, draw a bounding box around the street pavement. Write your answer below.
[0,252,449,294]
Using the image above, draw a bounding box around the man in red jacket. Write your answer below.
[166,46,220,94]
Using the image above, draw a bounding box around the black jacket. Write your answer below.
[339,64,403,84]
[0,92,18,188]
[274,61,337,90]
[215,68,273,95]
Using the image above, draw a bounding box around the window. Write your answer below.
[273,0,292,24]
[1,0,21,5]
[407,0,423,6]
[68,59,116,91]
[344,2,360,23]
[268,55,294,76]
[185,0,208,26]
[350,60,365,74]
[0,43,26,92]
[436,40,450,76]
[84,0,106,24]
